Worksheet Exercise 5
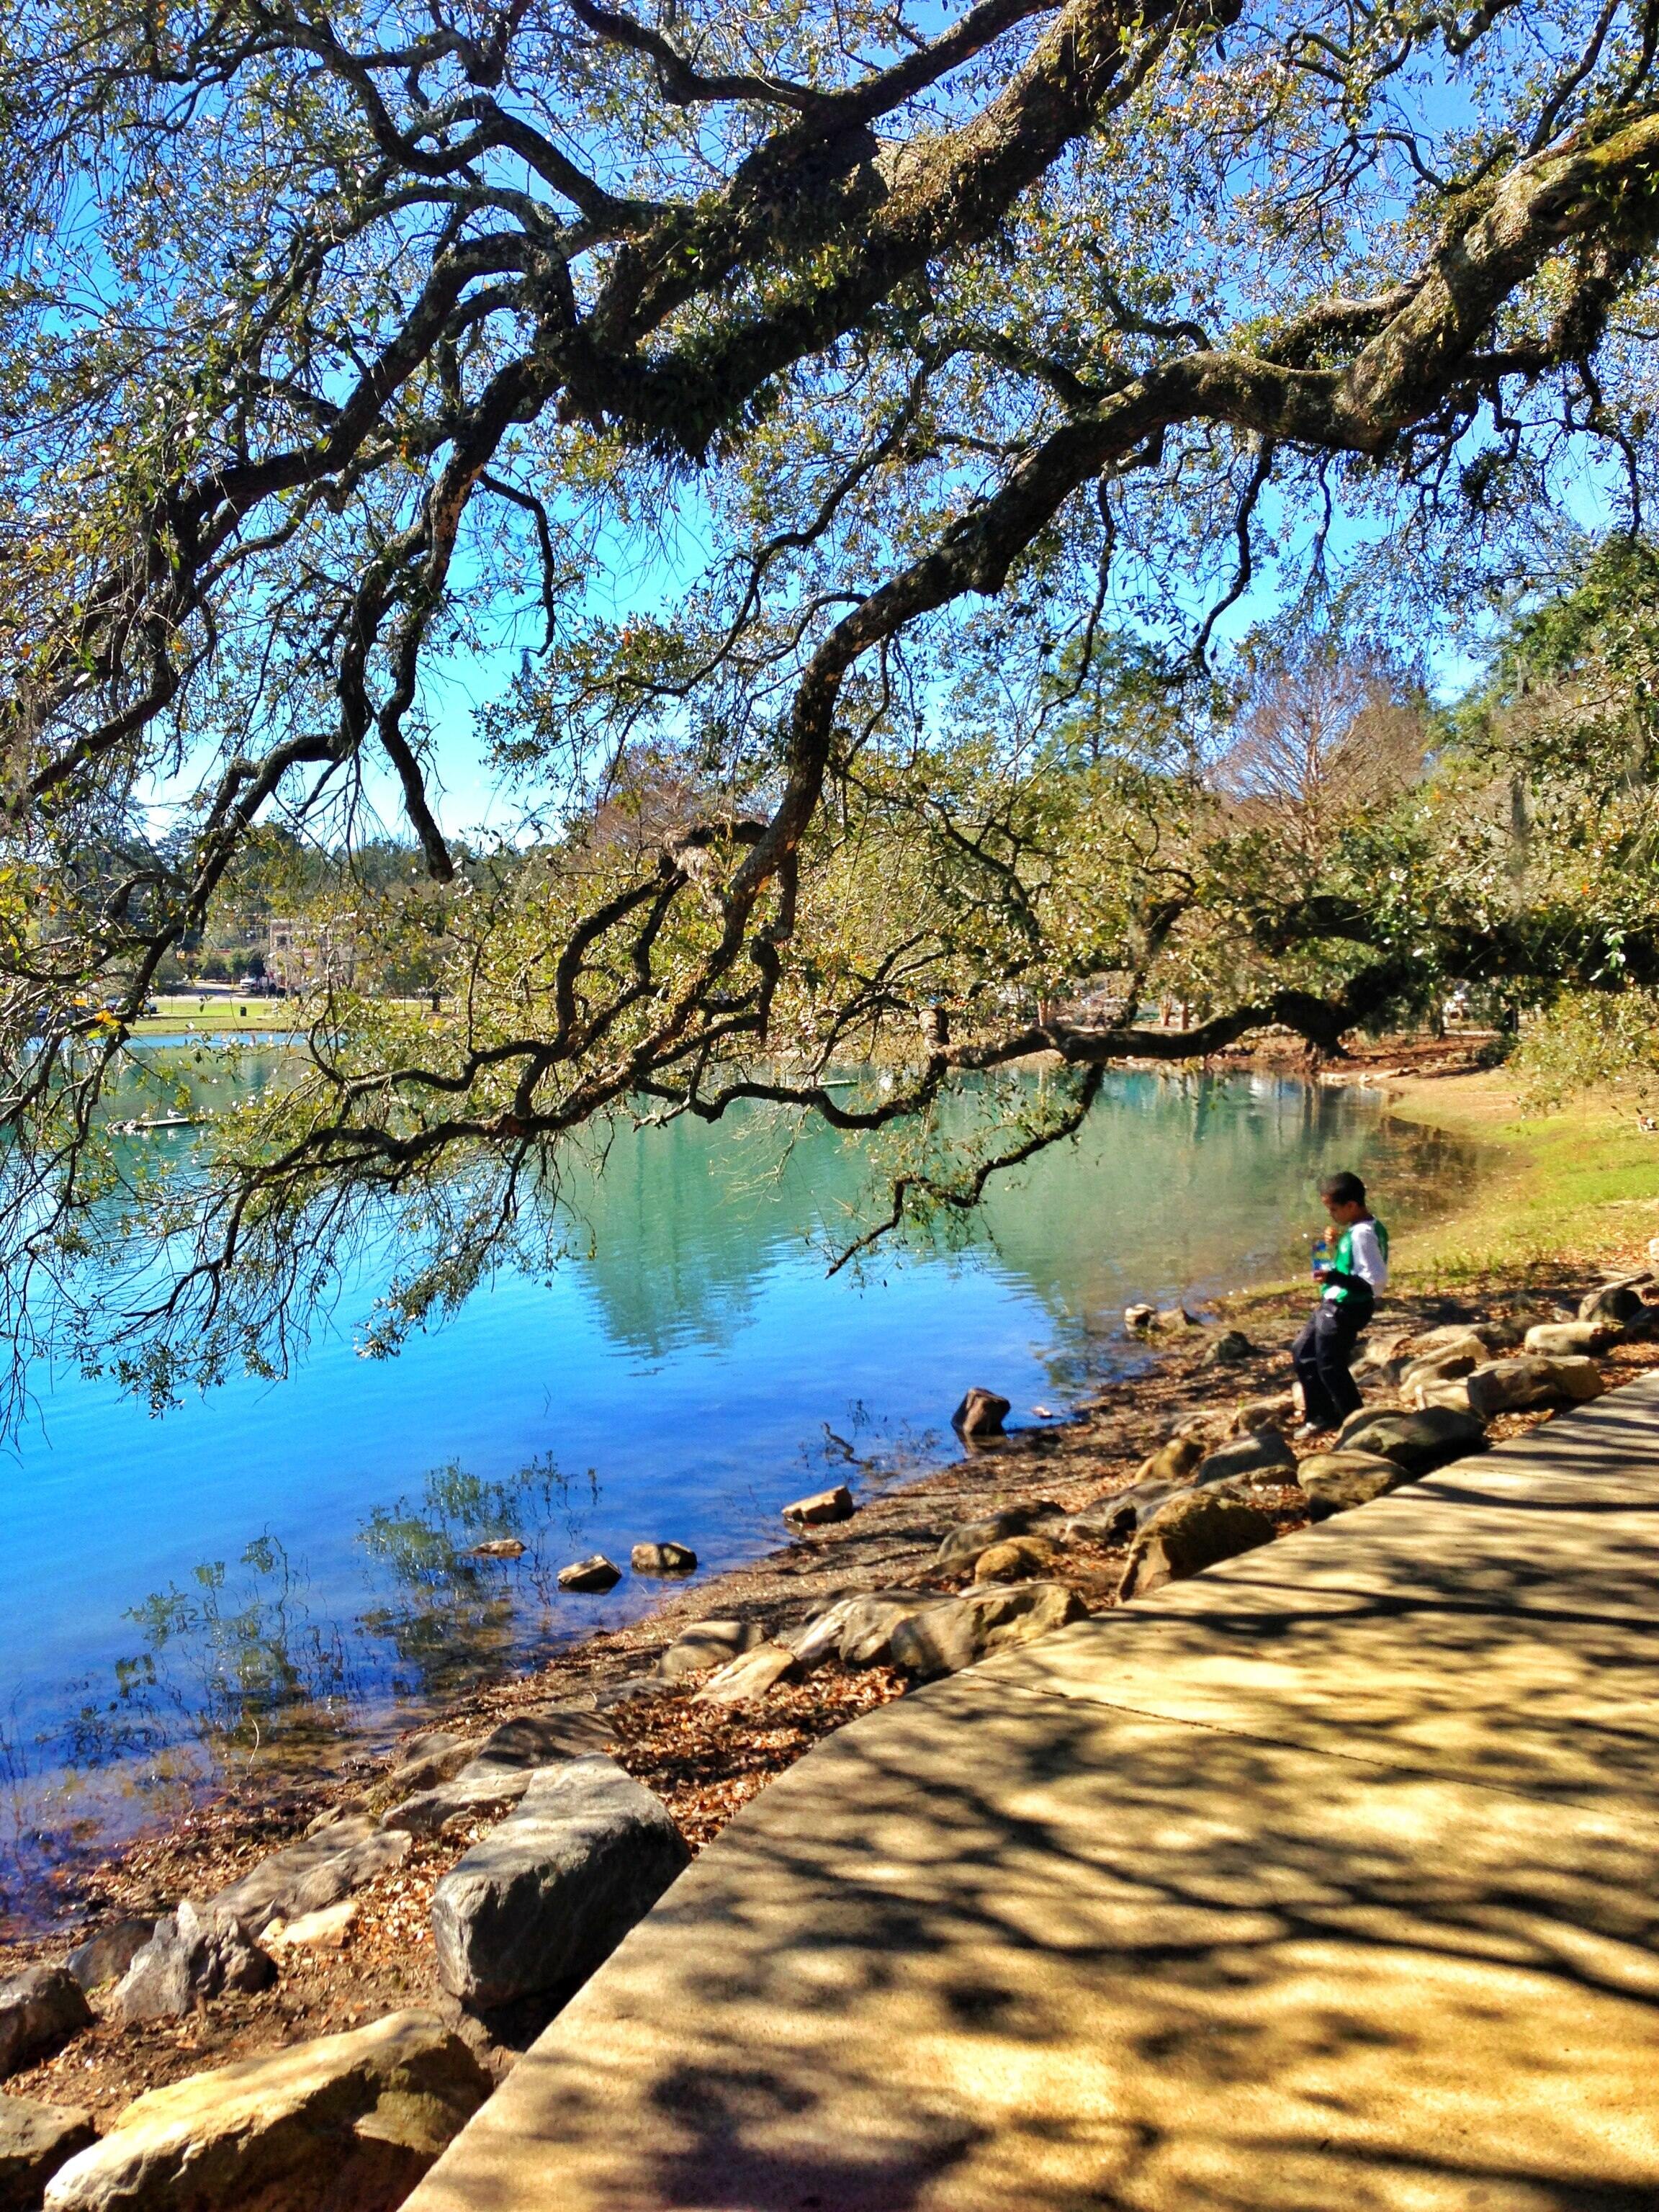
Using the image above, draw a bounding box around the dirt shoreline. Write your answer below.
[7,1038,1650,2123]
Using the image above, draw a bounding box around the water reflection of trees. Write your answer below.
[358,1455,600,1704]
[46,1451,603,1835]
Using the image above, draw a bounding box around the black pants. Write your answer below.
[1292,1295,1372,1430]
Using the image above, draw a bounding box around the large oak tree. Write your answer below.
[3,0,1659,1395]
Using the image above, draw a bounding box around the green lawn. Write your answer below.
[1380,1071,1659,1282]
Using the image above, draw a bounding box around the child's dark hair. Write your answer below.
[1320,1169,1367,1207]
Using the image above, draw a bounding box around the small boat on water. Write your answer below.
[109,1114,204,1135]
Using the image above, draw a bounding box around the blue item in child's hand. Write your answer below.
[1310,1233,1331,1282]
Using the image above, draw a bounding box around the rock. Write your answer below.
[380,1709,611,1840]
[692,1642,798,1704]
[1297,1451,1412,1521]
[1123,1303,1156,1336]
[786,1593,920,1669]
[1580,1280,1648,1326]
[1401,1341,1487,1390]
[657,1619,765,1680]
[1408,1377,1475,1416]
[472,1710,611,1770]
[781,1483,855,1527]
[1153,1305,1200,1332]
[952,1387,1012,1439]
[264,1899,359,1951]
[1229,1393,1296,1435]
[1117,1491,1277,1602]
[0,2098,96,2211]
[42,2010,491,2212]
[1192,1426,1294,1485]
[1066,1474,1194,1545]
[1200,1329,1255,1367]
[66,1920,155,1993]
[1172,1408,1234,1444]
[935,1501,1064,1568]
[380,1735,476,1801]
[557,1553,621,1593]
[1409,1320,1519,1355]
[1524,1321,1616,1357]
[1463,1355,1606,1419]
[0,1969,93,2079]
[1334,1403,1488,1473]
[887,1582,1086,1680]
[467,1537,524,1559]
[972,1534,1059,1583]
[381,1766,534,1840]
[212,1816,412,1934]
[431,1758,691,2010]
[303,1799,366,1838]
[1352,1330,1412,1375]
[630,1541,697,1575]
[112,1905,275,2025]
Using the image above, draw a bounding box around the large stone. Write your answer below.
[380,1709,611,1838]
[1130,1435,1207,1485]
[1116,1488,1277,1600]
[630,1541,696,1575]
[1200,1329,1255,1368]
[1580,1280,1648,1326]
[66,1920,154,1992]
[657,1620,765,1680]
[112,1905,275,2025]
[557,1554,621,1593]
[951,1388,1010,1439]
[380,1765,535,1840]
[886,1583,1086,1681]
[1464,1355,1606,1419]
[971,1535,1059,1583]
[1334,1403,1488,1473]
[212,1816,411,1934]
[0,1970,93,2079]
[1401,1341,1486,1390]
[42,2011,490,2212]
[1408,1376,1476,1416]
[1411,1318,1521,1354]
[1524,1320,1616,1357]
[380,1734,477,1802]
[1229,1394,1296,1436]
[1296,1450,1413,1521]
[472,1710,611,1771]
[264,1899,359,1951]
[1066,1474,1194,1546]
[0,2098,96,2211]
[935,1502,1063,1568]
[781,1485,855,1528]
[1192,1426,1294,1485]
[692,1643,797,1705]
[431,1758,690,2010]
[786,1594,922,1669]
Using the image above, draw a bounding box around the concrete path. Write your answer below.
[408,1376,1659,2211]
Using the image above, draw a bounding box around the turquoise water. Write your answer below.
[0,1071,1467,1925]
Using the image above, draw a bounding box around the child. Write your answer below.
[1292,1169,1389,1440]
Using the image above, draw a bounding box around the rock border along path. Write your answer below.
[405,1372,1659,2212]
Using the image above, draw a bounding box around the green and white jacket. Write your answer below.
[1323,1218,1389,1305]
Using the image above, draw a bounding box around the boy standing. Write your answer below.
[1293,1170,1389,1440]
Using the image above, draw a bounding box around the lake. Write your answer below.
[0,1066,1469,1928]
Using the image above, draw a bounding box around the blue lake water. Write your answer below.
[0,1069,1470,1925]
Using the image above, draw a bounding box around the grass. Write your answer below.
[1379,1070,1659,1283]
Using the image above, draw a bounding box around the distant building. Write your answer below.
[266,917,356,992]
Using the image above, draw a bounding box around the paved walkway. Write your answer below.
[408,1376,1659,2211]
